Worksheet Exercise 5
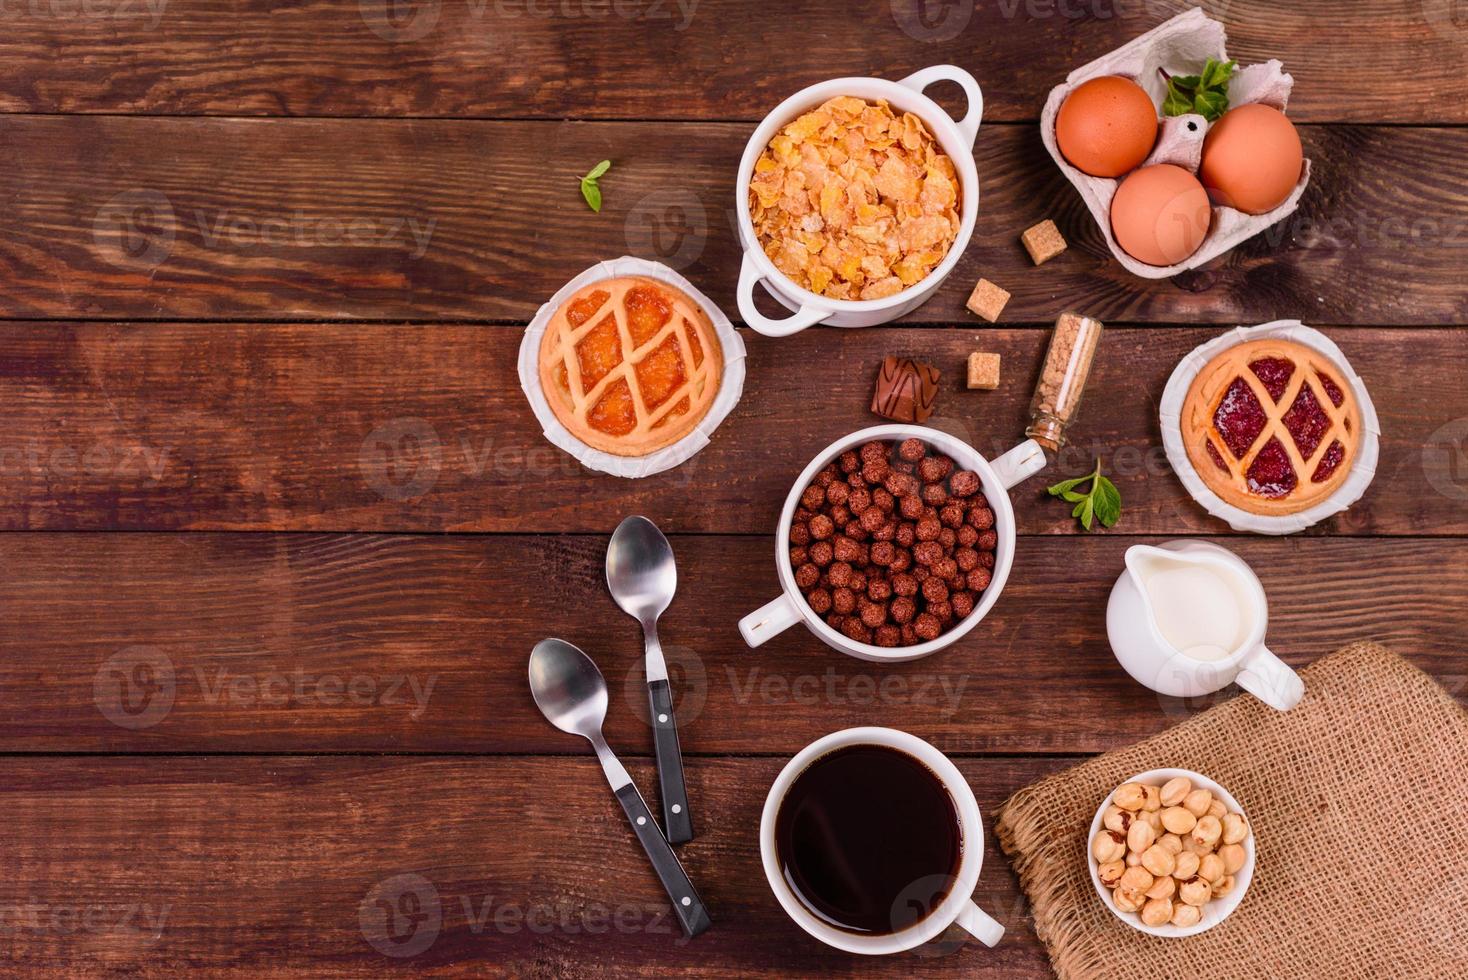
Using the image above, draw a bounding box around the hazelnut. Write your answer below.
[1119,866,1153,893]
[1170,903,1202,928]
[1212,875,1236,899]
[1222,812,1249,845]
[1141,844,1176,878]
[1207,797,1227,819]
[1161,806,1196,835]
[1171,851,1200,880]
[1113,783,1147,811]
[1141,785,1162,812]
[1097,859,1125,888]
[1159,833,1183,855]
[1178,877,1211,907]
[1140,898,1173,927]
[1197,853,1225,883]
[1125,851,1143,867]
[1127,821,1156,855]
[1113,887,1145,913]
[1183,834,1215,856]
[1160,776,1192,807]
[1218,843,1247,875]
[1139,808,1163,833]
[1183,788,1213,818]
[1145,874,1176,901]
[1190,815,1222,849]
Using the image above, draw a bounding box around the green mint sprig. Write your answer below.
[1047,458,1122,531]
[578,160,611,212]
[1162,58,1236,122]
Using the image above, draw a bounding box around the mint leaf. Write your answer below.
[1093,475,1122,527]
[1047,459,1122,532]
[577,160,612,212]
[1047,473,1090,496]
[1162,57,1236,122]
[580,179,602,213]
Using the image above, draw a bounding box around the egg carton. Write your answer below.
[1040,7,1311,279]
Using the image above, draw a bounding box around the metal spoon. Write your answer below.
[605,516,693,844]
[528,638,710,939]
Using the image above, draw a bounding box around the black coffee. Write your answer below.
[774,744,962,935]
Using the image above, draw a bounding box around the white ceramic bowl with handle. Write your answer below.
[1086,768,1256,938]
[738,424,1046,663]
[735,66,983,335]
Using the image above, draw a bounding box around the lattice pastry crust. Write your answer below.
[538,276,723,457]
[1182,338,1360,516]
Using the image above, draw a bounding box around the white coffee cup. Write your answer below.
[1106,540,1304,710]
[738,424,1047,663]
[760,727,1006,954]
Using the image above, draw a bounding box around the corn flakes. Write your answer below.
[749,97,962,301]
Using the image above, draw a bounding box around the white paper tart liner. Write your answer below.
[1040,8,1311,279]
[517,256,747,479]
[1160,320,1380,535]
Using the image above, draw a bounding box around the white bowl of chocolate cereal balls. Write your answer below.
[1087,769,1255,937]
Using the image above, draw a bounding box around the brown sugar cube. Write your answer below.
[965,278,1010,322]
[871,356,939,423]
[966,352,1001,390]
[1021,219,1067,265]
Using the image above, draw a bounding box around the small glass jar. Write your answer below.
[1027,312,1103,451]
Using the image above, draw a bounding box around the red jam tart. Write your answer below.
[1182,338,1360,515]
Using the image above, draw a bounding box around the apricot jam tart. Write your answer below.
[1182,338,1360,515]
[538,276,723,457]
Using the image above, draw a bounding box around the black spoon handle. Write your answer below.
[647,679,693,844]
[612,782,711,939]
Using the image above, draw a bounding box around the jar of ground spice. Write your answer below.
[1026,312,1103,451]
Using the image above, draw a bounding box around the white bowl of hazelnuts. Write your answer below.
[1087,768,1255,938]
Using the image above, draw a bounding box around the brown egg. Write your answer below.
[1200,104,1303,214]
[1110,164,1211,267]
[1055,76,1158,178]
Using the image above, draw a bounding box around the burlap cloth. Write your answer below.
[995,642,1468,979]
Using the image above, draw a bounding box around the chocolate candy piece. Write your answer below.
[871,356,939,423]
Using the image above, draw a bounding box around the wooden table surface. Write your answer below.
[2,1,1465,975]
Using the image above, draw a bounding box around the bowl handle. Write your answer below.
[737,253,828,337]
[898,65,984,149]
[739,593,801,648]
[990,438,1047,490]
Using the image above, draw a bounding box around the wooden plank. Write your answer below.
[0,1,1458,124]
[0,324,1459,534]
[0,755,1075,975]
[0,117,1463,324]
[1,533,1460,754]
